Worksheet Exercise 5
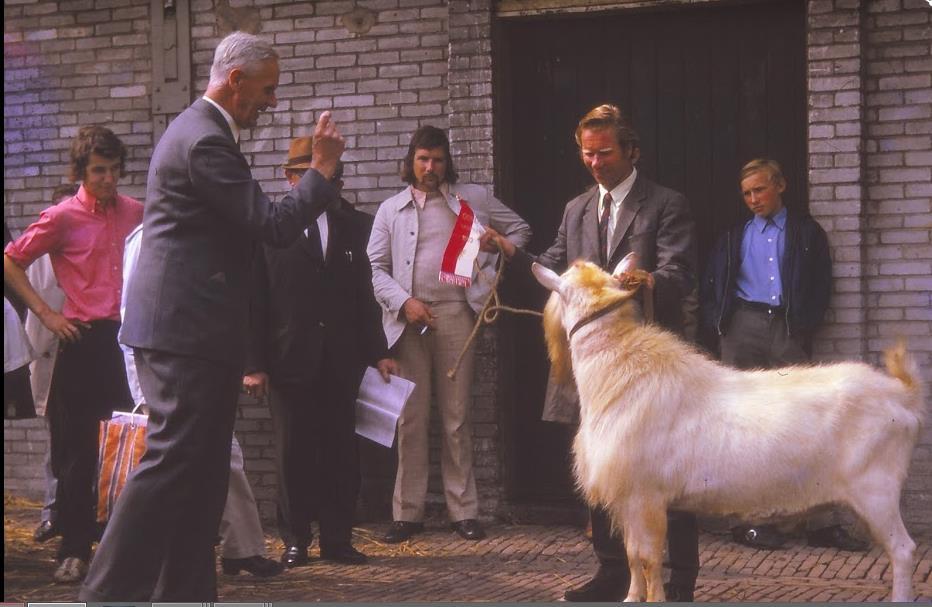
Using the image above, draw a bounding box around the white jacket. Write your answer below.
[24,254,65,416]
[367,183,531,349]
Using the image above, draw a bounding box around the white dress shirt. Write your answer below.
[304,213,329,256]
[202,96,240,144]
[598,167,638,258]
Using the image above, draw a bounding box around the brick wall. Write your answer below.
[805,0,931,534]
[806,0,870,363]
[4,0,930,532]
[4,0,153,229]
[861,0,931,534]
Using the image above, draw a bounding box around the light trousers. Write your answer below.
[219,435,266,559]
[393,301,478,523]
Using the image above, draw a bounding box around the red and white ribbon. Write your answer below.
[439,195,483,287]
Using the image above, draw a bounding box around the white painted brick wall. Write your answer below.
[861,0,930,533]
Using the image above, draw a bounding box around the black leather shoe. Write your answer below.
[383,521,424,543]
[33,519,60,543]
[563,567,628,602]
[451,519,486,541]
[221,555,284,577]
[807,525,869,551]
[664,582,695,602]
[320,543,368,565]
[732,524,786,549]
[281,545,310,568]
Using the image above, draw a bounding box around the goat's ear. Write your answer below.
[612,252,639,277]
[532,263,562,294]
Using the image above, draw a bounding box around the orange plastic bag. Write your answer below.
[96,409,147,523]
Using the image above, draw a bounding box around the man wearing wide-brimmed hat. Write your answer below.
[244,137,395,568]
[282,136,314,173]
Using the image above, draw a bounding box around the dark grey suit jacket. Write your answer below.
[517,172,697,422]
[246,202,387,389]
[121,99,338,367]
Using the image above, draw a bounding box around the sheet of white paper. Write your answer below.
[355,367,415,447]
[356,401,401,447]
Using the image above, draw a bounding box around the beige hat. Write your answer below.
[283,136,313,169]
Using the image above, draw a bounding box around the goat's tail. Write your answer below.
[884,339,926,415]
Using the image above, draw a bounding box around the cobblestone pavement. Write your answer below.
[4,498,930,602]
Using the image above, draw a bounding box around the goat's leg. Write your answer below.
[642,506,668,602]
[619,505,667,602]
[622,529,646,603]
[617,517,646,602]
[624,556,646,603]
[847,480,915,602]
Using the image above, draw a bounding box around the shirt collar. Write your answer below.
[75,183,116,214]
[750,206,787,233]
[410,182,449,210]
[598,167,638,210]
[202,95,240,144]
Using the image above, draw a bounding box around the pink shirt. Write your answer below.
[5,184,143,322]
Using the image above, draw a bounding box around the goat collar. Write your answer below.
[568,297,628,342]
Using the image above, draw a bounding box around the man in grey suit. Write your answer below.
[80,31,344,601]
[485,104,699,601]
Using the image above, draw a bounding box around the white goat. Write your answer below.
[533,255,926,602]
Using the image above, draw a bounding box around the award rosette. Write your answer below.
[439,195,483,287]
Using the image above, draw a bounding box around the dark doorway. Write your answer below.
[495,0,806,503]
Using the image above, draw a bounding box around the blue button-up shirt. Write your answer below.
[736,207,787,306]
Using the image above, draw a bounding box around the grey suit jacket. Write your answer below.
[121,99,338,367]
[518,172,697,422]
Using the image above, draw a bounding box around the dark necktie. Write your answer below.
[307,220,323,260]
[599,192,612,266]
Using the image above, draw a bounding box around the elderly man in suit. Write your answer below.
[485,104,700,602]
[243,138,394,568]
[80,31,344,601]
[120,224,283,579]
[368,125,531,543]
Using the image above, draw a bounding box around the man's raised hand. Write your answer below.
[310,111,345,180]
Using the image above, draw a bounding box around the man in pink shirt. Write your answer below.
[4,125,143,584]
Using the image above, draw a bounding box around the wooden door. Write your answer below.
[495,0,806,502]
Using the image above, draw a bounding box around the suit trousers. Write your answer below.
[47,320,132,562]
[218,435,266,559]
[270,361,361,550]
[720,305,808,369]
[719,305,837,531]
[393,300,478,523]
[591,506,700,587]
[80,348,241,601]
